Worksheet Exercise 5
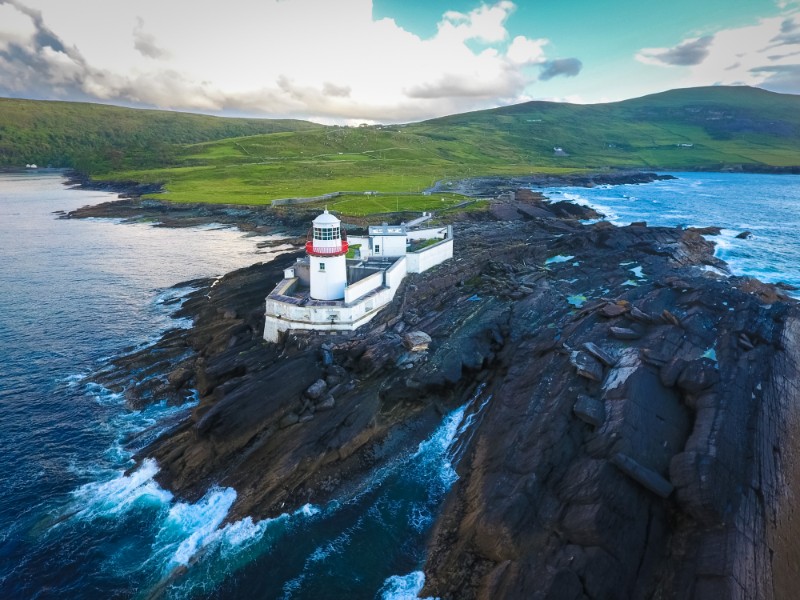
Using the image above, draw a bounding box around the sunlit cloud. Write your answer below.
[0,0,583,123]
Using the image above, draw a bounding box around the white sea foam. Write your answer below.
[160,486,238,567]
[379,571,429,600]
[85,382,125,405]
[71,458,173,519]
[62,372,88,386]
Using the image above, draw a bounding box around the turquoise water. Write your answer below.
[540,172,800,290]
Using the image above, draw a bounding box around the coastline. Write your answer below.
[77,183,800,598]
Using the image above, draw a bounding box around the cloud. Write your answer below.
[322,82,351,98]
[636,36,715,67]
[439,1,515,44]
[751,63,800,93]
[0,0,569,122]
[0,0,96,99]
[538,58,583,81]
[506,35,548,65]
[133,17,168,59]
[770,15,800,44]
[634,11,800,95]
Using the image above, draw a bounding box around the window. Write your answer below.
[319,262,325,271]
[314,226,340,241]
[374,244,380,254]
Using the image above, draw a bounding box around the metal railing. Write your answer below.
[306,240,349,256]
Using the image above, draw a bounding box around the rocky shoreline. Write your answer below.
[81,184,800,598]
[60,169,670,230]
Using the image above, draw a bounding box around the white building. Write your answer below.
[263,210,454,342]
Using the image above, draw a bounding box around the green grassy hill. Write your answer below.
[415,86,800,170]
[0,98,319,172]
[4,86,799,208]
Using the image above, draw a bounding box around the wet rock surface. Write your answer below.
[86,186,800,599]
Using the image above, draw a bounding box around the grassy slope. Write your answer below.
[417,86,800,170]
[6,87,800,210]
[0,98,319,171]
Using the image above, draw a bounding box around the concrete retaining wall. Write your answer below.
[407,238,453,274]
[384,256,408,290]
[344,270,383,304]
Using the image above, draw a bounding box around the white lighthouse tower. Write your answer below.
[307,209,348,300]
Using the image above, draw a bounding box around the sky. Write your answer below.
[0,0,798,124]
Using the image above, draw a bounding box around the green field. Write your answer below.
[298,192,476,216]
[4,86,800,214]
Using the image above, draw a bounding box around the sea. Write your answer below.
[0,170,798,599]
[540,171,800,291]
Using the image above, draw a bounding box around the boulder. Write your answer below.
[316,395,336,411]
[629,307,654,323]
[305,379,328,400]
[570,351,604,381]
[167,367,192,388]
[661,309,681,326]
[582,342,616,367]
[573,395,605,427]
[735,230,752,239]
[609,326,641,340]
[600,302,629,318]
[688,226,722,236]
[403,331,432,352]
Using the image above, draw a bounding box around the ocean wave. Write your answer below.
[70,458,173,519]
[379,571,428,600]
[157,486,239,568]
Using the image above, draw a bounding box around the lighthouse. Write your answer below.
[307,209,348,300]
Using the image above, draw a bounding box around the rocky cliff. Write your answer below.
[89,188,800,599]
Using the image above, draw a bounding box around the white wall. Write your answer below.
[344,270,383,303]
[407,238,453,273]
[264,280,402,342]
[264,256,413,342]
[384,255,408,289]
[371,234,407,257]
[406,227,447,241]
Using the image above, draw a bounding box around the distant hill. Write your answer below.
[411,86,800,170]
[0,98,320,171]
[2,86,798,204]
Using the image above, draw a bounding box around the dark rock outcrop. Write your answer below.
[87,186,800,599]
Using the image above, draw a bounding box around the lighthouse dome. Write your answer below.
[313,209,340,226]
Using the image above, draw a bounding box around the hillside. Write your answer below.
[420,85,800,170]
[6,86,800,205]
[0,98,319,172]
